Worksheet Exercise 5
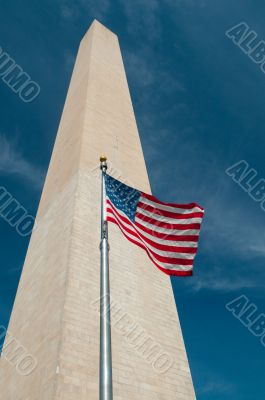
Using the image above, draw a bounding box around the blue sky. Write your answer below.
[0,1,265,398]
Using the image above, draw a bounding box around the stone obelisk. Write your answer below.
[0,20,196,399]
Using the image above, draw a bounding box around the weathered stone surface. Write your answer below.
[0,20,196,399]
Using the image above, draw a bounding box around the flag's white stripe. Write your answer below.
[157,263,193,272]
[136,208,203,225]
[146,245,194,259]
[109,208,193,271]
[135,216,200,235]
[139,195,203,214]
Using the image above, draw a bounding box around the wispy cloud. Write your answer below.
[198,379,236,396]
[7,264,23,274]
[63,49,75,72]
[0,135,44,190]
[195,365,237,397]
[124,46,186,94]
[123,46,188,167]
[124,51,155,88]
[187,265,265,293]
[118,0,161,41]
[59,0,110,22]
[201,182,265,261]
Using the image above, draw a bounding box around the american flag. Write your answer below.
[105,174,204,276]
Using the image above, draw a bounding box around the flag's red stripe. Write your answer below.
[138,201,204,219]
[147,250,193,265]
[141,192,204,211]
[107,205,196,253]
[134,221,199,242]
[156,266,193,276]
[107,216,192,276]
[136,212,201,230]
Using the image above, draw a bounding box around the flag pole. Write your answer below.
[99,155,113,400]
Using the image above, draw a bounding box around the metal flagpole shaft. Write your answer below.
[99,155,113,400]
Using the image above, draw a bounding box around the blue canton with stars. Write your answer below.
[105,174,141,222]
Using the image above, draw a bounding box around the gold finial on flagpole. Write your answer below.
[100,155,108,172]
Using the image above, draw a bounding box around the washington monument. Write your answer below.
[0,20,196,399]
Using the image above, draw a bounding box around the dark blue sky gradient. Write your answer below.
[0,1,264,398]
